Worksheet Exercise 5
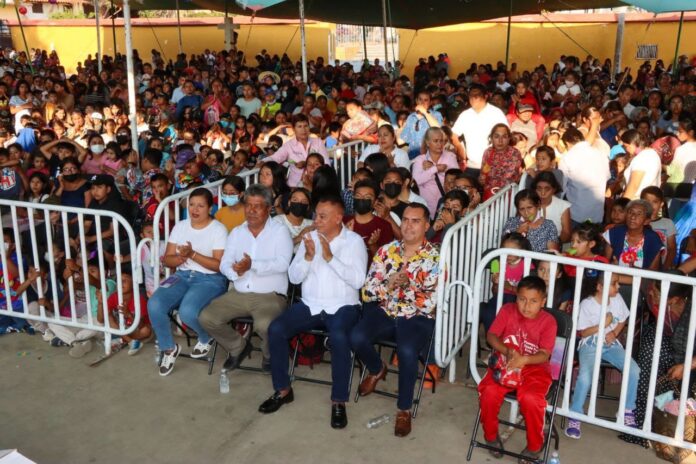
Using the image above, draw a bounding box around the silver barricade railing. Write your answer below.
[150,169,259,289]
[0,199,141,354]
[470,248,696,452]
[435,183,519,382]
[328,140,365,188]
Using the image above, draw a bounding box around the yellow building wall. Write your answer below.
[9,20,695,77]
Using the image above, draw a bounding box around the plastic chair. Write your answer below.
[467,308,572,464]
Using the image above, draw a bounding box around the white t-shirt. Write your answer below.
[555,83,582,97]
[452,103,508,169]
[359,144,411,169]
[542,195,571,236]
[236,97,262,118]
[623,148,661,199]
[558,141,610,223]
[167,218,228,274]
[577,295,630,346]
[670,141,696,183]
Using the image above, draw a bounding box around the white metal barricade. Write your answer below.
[150,169,259,290]
[434,183,519,382]
[0,199,141,354]
[328,140,365,188]
[470,248,696,452]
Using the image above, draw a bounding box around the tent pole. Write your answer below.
[612,12,625,81]
[175,0,183,55]
[505,0,512,69]
[122,0,138,146]
[110,0,117,55]
[224,0,230,52]
[13,4,32,74]
[362,22,368,66]
[299,0,307,83]
[382,0,389,66]
[673,11,685,78]
[95,0,102,74]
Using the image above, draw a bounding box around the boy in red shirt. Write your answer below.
[477,275,557,463]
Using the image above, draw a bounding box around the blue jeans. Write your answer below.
[268,302,360,402]
[350,302,435,410]
[148,270,228,352]
[570,338,641,414]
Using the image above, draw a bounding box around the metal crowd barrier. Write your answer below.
[328,140,365,188]
[434,183,519,382]
[149,169,259,290]
[0,200,141,354]
[471,248,696,452]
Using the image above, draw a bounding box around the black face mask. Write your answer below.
[62,173,79,182]
[116,135,130,145]
[288,202,309,218]
[383,183,402,199]
[353,198,373,215]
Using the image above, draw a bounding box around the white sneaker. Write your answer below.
[42,329,55,342]
[190,340,214,359]
[127,340,143,356]
[69,340,94,358]
[159,344,181,376]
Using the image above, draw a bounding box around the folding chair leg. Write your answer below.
[288,338,301,382]
[347,351,355,398]
[354,362,367,403]
[466,408,483,461]
[412,334,435,418]
[208,341,218,375]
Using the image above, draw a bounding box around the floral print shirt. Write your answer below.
[480,146,523,200]
[362,239,440,319]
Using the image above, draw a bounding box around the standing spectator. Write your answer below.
[236,83,262,118]
[400,90,443,159]
[479,124,524,200]
[412,127,459,219]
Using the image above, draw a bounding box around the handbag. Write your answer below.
[651,376,696,463]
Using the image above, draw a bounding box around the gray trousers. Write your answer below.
[199,287,287,359]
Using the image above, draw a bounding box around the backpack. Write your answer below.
[290,333,325,366]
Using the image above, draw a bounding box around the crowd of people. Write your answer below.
[0,43,695,460]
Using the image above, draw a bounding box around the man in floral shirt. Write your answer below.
[350,202,439,438]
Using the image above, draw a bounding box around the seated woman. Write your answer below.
[147,188,229,377]
[258,160,290,216]
[531,171,571,244]
[273,187,313,253]
[502,189,559,252]
[620,273,696,448]
[214,175,246,232]
[357,124,411,169]
[603,199,663,282]
[479,123,524,200]
[427,189,470,244]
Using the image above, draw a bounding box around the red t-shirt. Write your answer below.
[563,254,609,278]
[107,292,149,326]
[343,215,394,259]
[489,303,557,366]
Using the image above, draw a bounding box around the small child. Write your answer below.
[139,221,165,297]
[26,153,49,177]
[96,267,150,355]
[564,223,609,278]
[565,270,640,439]
[535,257,571,313]
[641,186,677,268]
[22,262,64,340]
[341,167,372,216]
[480,232,532,332]
[605,197,630,231]
[478,276,557,462]
[0,228,30,333]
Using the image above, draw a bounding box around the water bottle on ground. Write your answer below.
[219,369,230,394]
[547,451,560,464]
[366,414,391,429]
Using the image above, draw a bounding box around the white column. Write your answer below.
[95,0,102,73]
[175,0,183,55]
[299,0,307,83]
[612,13,625,81]
[382,0,389,66]
[122,0,138,146]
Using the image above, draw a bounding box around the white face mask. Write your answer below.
[4,242,10,251]
[565,80,574,88]
[44,251,51,263]
[91,144,105,154]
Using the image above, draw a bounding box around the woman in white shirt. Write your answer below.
[148,188,229,376]
[667,119,696,184]
[621,129,661,200]
[358,125,410,169]
[532,171,572,243]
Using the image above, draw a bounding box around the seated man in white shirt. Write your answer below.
[199,184,293,372]
[258,195,368,430]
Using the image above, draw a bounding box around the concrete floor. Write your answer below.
[0,332,685,464]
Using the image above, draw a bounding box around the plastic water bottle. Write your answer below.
[219,369,230,394]
[547,451,560,464]
[154,341,161,366]
[366,414,391,429]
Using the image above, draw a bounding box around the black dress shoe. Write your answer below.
[223,341,253,371]
[261,357,272,374]
[258,389,294,414]
[331,403,347,429]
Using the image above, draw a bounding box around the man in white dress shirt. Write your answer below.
[199,184,293,372]
[258,195,368,430]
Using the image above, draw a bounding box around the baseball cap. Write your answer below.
[89,174,115,187]
[516,102,534,113]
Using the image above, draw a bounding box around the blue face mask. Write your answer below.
[221,194,239,206]
[219,120,231,129]
[432,103,442,111]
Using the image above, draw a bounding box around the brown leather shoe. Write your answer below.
[394,410,412,437]
[358,362,387,396]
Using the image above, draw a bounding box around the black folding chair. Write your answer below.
[467,308,572,464]
[353,325,438,418]
[208,316,267,374]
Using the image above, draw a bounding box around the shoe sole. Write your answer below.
[564,430,581,440]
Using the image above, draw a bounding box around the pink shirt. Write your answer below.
[411,150,459,219]
[81,154,105,175]
[263,137,328,187]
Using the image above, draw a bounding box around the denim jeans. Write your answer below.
[350,302,435,410]
[268,302,360,402]
[148,270,228,352]
[570,338,641,414]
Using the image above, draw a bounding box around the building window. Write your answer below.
[32,3,44,14]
